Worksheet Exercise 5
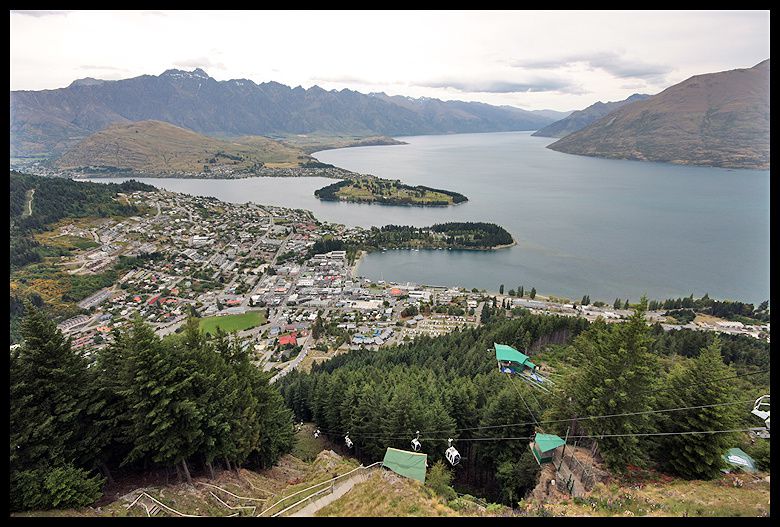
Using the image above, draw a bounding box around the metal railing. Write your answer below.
[258,461,382,517]
[552,445,596,497]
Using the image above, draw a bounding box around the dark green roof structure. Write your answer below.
[382,447,427,483]
[722,447,758,473]
[494,343,536,369]
[534,433,566,453]
[530,433,566,465]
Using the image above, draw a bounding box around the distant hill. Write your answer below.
[10,68,559,157]
[547,60,770,169]
[532,94,650,138]
[54,120,311,174]
[527,108,574,122]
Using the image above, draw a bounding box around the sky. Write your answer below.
[9,10,770,111]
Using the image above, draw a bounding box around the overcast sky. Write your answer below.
[10,10,770,111]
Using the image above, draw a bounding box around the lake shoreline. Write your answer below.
[83,130,769,304]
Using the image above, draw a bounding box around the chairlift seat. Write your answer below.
[445,446,460,466]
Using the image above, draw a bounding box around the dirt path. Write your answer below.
[23,188,35,217]
[290,471,373,517]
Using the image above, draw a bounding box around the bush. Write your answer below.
[10,465,105,511]
[743,440,770,471]
[426,460,457,500]
[44,465,105,508]
[10,470,47,512]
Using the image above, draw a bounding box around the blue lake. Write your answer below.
[94,131,770,304]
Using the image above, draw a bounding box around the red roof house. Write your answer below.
[279,333,298,346]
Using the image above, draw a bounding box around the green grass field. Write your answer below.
[199,310,266,334]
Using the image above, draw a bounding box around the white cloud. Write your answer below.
[173,57,227,71]
[9,10,770,111]
[417,77,588,95]
[12,10,69,17]
[512,51,672,85]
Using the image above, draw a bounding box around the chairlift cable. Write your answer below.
[508,373,540,428]
[419,426,758,442]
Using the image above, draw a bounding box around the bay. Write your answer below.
[92,131,770,304]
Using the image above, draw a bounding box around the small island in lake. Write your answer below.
[309,222,514,264]
[314,176,468,206]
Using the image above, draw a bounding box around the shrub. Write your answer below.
[10,465,105,511]
[44,465,105,509]
[743,440,770,471]
[426,460,457,500]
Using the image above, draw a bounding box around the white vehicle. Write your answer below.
[445,438,460,466]
[751,395,770,438]
[411,431,421,452]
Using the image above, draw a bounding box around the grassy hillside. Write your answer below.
[316,470,510,517]
[55,120,313,174]
[277,133,407,154]
[523,473,770,517]
[13,425,358,517]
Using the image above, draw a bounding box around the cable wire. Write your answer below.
[508,374,539,427]
[310,398,760,441]
[420,427,757,442]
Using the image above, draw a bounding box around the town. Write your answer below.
[42,188,769,384]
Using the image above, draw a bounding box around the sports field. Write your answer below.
[199,310,266,334]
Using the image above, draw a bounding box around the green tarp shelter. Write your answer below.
[382,447,427,483]
[722,448,758,473]
[530,433,566,465]
[494,343,536,370]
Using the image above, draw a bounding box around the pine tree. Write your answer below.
[529,288,536,299]
[519,286,524,298]
[312,311,324,340]
[10,304,90,473]
[216,329,262,468]
[614,298,622,309]
[499,284,505,295]
[655,337,739,479]
[553,298,658,471]
[10,304,105,511]
[88,329,134,482]
[353,382,390,461]
[251,369,295,468]
[121,318,204,484]
[181,320,233,478]
[624,299,630,309]
[478,383,535,466]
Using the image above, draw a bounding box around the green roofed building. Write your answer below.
[495,343,536,370]
[530,433,566,465]
[382,447,427,483]
[721,447,758,473]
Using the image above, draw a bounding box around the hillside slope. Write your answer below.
[10,68,557,157]
[315,470,509,517]
[55,120,311,173]
[532,94,650,138]
[547,60,770,169]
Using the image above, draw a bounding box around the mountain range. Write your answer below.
[532,93,650,138]
[547,60,770,169]
[10,68,561,158]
